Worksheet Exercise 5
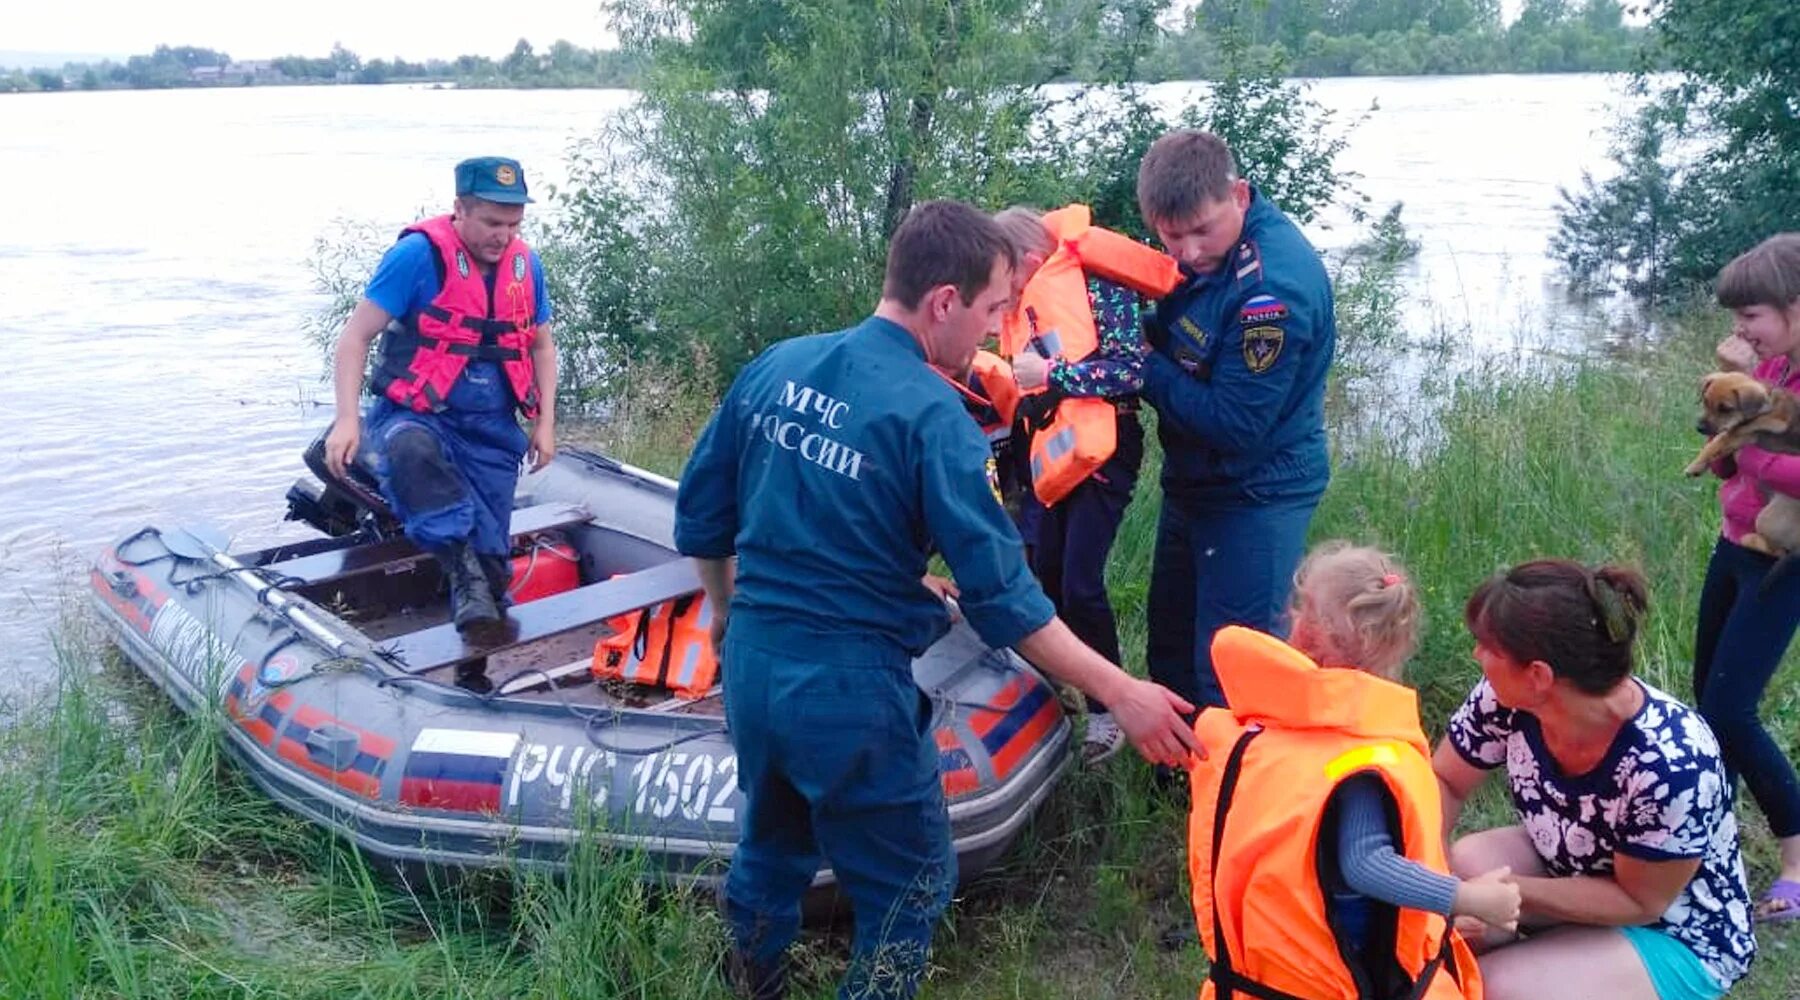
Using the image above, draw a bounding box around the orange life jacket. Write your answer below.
[1189,626,1484,1000]
[937,351,1021,444]
[371,214,541,418]
[592,590,718,700]
[999,205,1181,506]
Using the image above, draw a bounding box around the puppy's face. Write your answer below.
[1698,371,1773,435]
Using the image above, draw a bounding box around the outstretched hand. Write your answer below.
[1109,678,1203,768]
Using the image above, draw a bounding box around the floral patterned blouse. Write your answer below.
[1446,678,1755,987]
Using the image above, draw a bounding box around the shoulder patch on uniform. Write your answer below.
[1242,325,1284,374]
[1239,294,1288,325]
[1177,316,1208,350]
[1234,240,1262,282]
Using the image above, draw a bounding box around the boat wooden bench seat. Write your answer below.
[266,501,590,587]
[384,557,702,675]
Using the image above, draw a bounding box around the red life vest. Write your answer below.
[371,214,541,418]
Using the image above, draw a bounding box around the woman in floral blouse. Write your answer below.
[1433,560,1755,1000]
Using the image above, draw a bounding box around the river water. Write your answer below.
[0,73,1637,693]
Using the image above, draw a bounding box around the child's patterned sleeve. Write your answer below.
[1048,277,1148,399]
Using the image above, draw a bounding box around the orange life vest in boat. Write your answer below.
[1189,626,1484,1000]
[592,589,719,700]
[937,351,1022,445]
[999,204,1181,506]
[370,214,542,418]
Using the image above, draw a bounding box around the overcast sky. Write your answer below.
[6,0,619,62]
[10,0,1536,63]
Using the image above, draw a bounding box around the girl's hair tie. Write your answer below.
[1381,573,1402,587]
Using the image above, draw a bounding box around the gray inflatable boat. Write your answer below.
[88,443,1071,886]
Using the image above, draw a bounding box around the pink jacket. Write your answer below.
[1715,356,1800,544]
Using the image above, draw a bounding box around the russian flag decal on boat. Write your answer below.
[400,728,520,813]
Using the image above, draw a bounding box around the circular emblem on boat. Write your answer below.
[495,164,517,186]
[246,653,302,710]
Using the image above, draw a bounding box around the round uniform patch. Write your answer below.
[1242,325,1285,373]
[495,164,517,186]
[985,455,1003,506]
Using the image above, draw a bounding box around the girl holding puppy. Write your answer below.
[1188,543,1515,1000]
[1696,233,1800,921]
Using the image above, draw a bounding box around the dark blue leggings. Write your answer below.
[1692,536,1800,839]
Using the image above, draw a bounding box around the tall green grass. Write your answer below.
[5,328,1798,998]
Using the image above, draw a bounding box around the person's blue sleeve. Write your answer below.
[1335,775,1459,915]
[674,379,745,559]
[1140,276,1317,453]
[918,407,1055,648]
[363,233,436,320]
[531,251,553,325]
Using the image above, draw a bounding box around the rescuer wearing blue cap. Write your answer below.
[322,157,557,690]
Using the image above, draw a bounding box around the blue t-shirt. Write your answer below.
[363,232,552,413]
[1446,678,1755,987]
[673,316,1055,665]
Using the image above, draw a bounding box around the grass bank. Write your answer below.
[4,328,1798,998]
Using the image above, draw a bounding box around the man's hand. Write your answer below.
[527,420,557,473]
[709,612,729,657]
[1012,351,1050,391]
[1107,676,1203,768]
[323,416,361,480]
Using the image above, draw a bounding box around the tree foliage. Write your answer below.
[542,0,1356,391]
[1552,0,1800,300]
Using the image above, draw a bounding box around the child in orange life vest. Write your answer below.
[1189,543,1519,999]
[993,206,1151,763]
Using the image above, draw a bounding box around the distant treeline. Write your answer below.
[1143,0,1652,78]
[1,0,1648,94]
[0,40,644,93]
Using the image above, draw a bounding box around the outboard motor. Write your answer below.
[285,430,401,539]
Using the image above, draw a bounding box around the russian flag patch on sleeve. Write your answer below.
[1239,294,1289,325]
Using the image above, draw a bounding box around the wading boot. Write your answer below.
[478,553,514,611]
[441,543,501,634]
[454,658,494,695]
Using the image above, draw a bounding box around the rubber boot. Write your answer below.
[478,553,514,610]
[454,658,494,695]
[441,543,501,634]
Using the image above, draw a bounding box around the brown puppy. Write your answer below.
[1685,371,1800,559]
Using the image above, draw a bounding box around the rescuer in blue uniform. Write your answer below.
[673,200,1199,1000]
[322,157,558,692]
[1135,130,1336,712]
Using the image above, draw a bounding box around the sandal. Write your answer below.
[1754,878,1800,923]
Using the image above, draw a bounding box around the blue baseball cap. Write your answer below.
[454,156,533,205]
